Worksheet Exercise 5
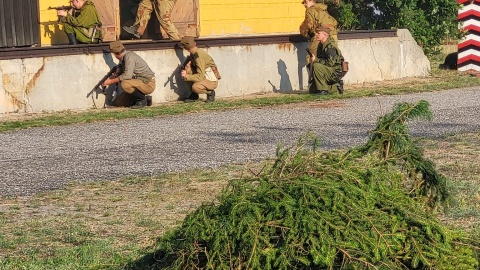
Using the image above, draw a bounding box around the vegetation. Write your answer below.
[135,101,479,269]
[332,0,461,54]
[1,128,480,269]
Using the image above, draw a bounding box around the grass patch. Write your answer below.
[1,55,479,132]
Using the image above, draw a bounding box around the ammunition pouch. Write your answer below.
[342,61,349,73]
[212,66,222,80]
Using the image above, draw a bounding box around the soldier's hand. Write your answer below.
[180,70,187,78]
[102,78,112,87]
[57,10,68,17]
[310,55,316,62]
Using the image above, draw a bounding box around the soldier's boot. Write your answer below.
[123,25,142,39]
[130,89,146,109]
[308,82,318,94]
[206,90,215,103]
[183,92,199,103]
[337,80,344,94]
[66,33,78,45]
[146,95,152,106]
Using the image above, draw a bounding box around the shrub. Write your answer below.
[147,101,478,269]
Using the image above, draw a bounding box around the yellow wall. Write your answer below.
[38,0,305,45]
[39,0,71,46]
[199,0,305,36]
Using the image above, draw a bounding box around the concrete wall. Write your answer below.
[0,29,430,114]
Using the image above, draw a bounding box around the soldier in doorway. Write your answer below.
[123,0,180,40]
[299,0,338,64]
[179,36,221,103]
[57,0,102,45]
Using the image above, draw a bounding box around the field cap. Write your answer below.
[315,25,331,34]
[109,41,125,53]
[180,36,196,49]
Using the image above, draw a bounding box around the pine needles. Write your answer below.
[147,101,479,269]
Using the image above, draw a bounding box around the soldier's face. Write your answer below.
[302,0,314,8]
[70,0,85,9]
[315,31,328,42]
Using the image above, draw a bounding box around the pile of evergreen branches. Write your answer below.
[148,101,479,269]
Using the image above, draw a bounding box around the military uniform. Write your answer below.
[61,0,102,44]
[133,0,180,40]
[184,48,219,94]
[299,3,338,63]
[312,36,343,93]
[117,51,156,95]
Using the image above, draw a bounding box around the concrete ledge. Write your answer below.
[0,29,430,114]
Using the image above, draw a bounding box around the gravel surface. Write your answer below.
[1,87,479,197]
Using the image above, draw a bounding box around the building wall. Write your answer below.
[199,0,304,36]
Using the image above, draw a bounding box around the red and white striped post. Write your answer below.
[458,0,480,72]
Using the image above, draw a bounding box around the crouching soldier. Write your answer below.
[179,36,221,103]
[309,26,344,95]
[103,41,156,109]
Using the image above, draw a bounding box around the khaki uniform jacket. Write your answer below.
[299,4,338,40]
[184,48,218,82]
[118,51,155,83]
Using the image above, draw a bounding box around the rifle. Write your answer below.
[178,56,191,73]
[49,6,74,22]
[87,65,120,108]
[305,48,314,89]
[48,5,73,11]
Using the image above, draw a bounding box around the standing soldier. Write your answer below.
[123,0,180,40]
[299,0,338,63]
[309,26,343,95]
[57,0,102,45]
[179,36,221,103]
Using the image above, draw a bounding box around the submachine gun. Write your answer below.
[48,5,74,22]
[87,65,120,108]
[47,5,73,11]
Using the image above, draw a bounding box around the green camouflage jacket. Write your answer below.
[314,36,343,70]
[62,0,102,43]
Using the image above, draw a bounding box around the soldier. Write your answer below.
[123,0,180,40]
[57,0,102,45]
[102,41,156,109]
[179,36,221,103]
[299,0,338,63]
[309,26,343,95]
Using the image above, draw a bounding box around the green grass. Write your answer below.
[1,56,479,132]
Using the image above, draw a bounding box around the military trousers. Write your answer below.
[64,24,100,44]
[134,0,180,40]
[312,63,341,92]
[121,78,156,95]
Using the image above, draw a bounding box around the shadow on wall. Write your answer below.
[164,47,189,100]
[268,52,306,93]
[41,21,68,45]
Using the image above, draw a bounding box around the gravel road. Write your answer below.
[1,87,479,197]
